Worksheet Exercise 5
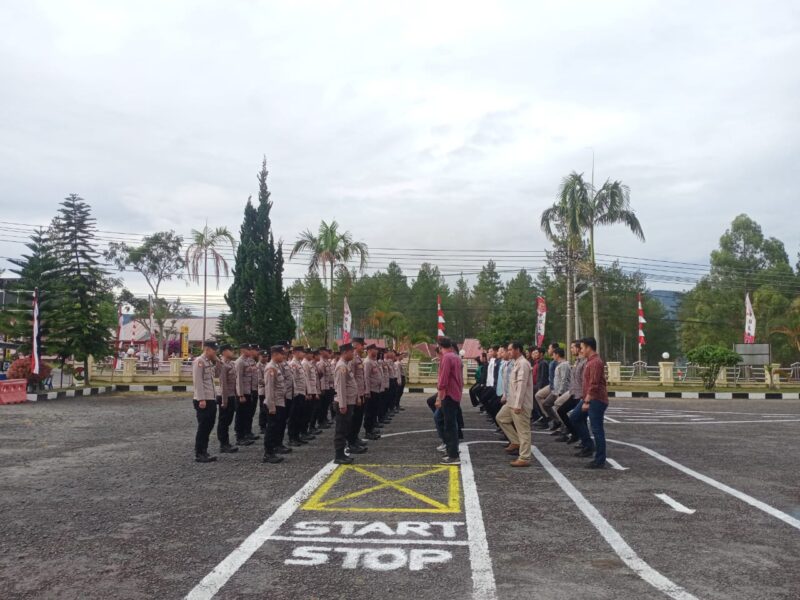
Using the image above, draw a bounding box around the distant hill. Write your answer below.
[650,290,684,320]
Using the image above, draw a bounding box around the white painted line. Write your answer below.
[532,447,698,600]
[459,443,498,600]
[608,439,800,532]
[184,462,338,600]
[604,415,621,423]
[606,458,628,471]
[610,419,800,426]
[655,493,696,514]
[380,428,494,439]
[267,536,470,546]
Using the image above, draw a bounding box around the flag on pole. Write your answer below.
[437,295,445,338]
[637,293,646,350]
[113,304,123,369]
[536,296,547,347]
[32,288,41,375]
[342,297,352,343]
[744,293,756,344]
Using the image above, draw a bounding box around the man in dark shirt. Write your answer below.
[569,337,609,468]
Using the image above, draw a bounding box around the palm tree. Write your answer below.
[550,171,645,349]
[289,220,368,345]
[541,180,588,351]
[185,225,236,342]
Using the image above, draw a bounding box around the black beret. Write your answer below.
[270,345,286,354]
[219,344,232,353]
[339,343,353,352]
[352,337,365,344]
[203,340,218,350]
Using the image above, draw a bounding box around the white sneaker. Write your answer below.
[436,443,446,452]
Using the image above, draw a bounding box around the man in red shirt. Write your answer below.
[435,337,463,465]
[569,337,609,469]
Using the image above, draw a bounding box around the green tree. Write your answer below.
[449,274,472,341]
[185,224,235,342]
[471,261,502,335]
[105,230,185,355]
[289,220,369,345]
[251,159,295,345]
[408,263,449,339]
[686,345,741,390]
[484,269,537,346]
[50,195,117,385]
[223,200,258,342]
[0,227,60,353]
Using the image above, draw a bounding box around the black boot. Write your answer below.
[262,453,284,464]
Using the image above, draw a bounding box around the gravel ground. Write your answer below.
[0,393,798,600]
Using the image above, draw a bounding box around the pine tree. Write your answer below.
[0,227,59,354]
[223,200,258,342]
[225,158,295,345]
[50,194,117,385]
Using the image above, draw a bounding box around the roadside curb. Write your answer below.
[27,384,192,402]
[609,391,800,400]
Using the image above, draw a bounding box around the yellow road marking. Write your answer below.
[302,464,461,514]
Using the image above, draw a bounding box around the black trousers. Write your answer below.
[246,389,259,434]
[388,379,399,413]
[217,396,237,446]
[194,399,217,455]
[334,404,353,455]
[303,396,318,432]
[265,405,287,453]
[258,394,267,431]
[398,376,406,407]
[469,383,484,407]
[365,392,379,433]
[234,393,252,440]
[348,401,365,444]
[557,397,581,437]
[288,394,306,440]
[318,389,333,424]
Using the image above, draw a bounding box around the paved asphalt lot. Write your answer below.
[1,393,798,600]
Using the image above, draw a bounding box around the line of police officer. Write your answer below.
[192,337,406,465]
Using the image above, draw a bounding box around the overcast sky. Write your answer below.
[1,0,798,311]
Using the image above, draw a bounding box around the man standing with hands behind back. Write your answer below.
[192,340,220,463]
[333,343,358,465]
[496,341,534,467]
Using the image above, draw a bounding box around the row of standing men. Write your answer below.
[191,338,406,464]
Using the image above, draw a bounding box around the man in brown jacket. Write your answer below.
[363,344,382,440]
[234,343,254,445]
[496,341,534,467]
[263,345,290,464]
[193,341,220,463]
[333,343,359,464]
[216,344,239,454]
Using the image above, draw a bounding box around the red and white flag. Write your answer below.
[32,288,41,375]
[342,297,352,343]
[113,305,123,369]
[637,293,646,350]
[437,295,445,338]
[536,296,547,347]
[744,293,756,344]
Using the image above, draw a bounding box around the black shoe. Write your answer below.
[349,445,368,454]
[366,432,381,440]
[357,438,369,446]
[247,434,261,441]
[398,407,406,411]
[288,439,304,447]
[440,455,461,465]
[566,436,580,445]
[262,454,284,464]
[236,438,254,447]
[334,455,354,464]
[586,461,607,469]
[556,434,570,442]
[533,422,550,430]
[220,445,239,453]
[575,447,594,458]
[275,446,293,454]
[311,428,323,435]
[549,423,561,431]
[300,434,315,441]
[320,423,332,429]
[195,454,217,463]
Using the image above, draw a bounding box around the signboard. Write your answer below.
[734,343,770,366]
[181,325,190,359]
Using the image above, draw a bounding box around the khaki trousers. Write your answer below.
[554,390,572,409]
[535,385,551,413]
[497,404,532,460]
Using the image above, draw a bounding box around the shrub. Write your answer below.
[685,345,741,390]
[7,357,53,389]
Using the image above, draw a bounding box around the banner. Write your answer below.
[535,296,547,347]
[342,297,352,343]
[32,288,40,375]
[638,293,646,349]
[437,295,445,338]
[744,293,756,344]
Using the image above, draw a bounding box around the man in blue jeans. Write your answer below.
[569,336,609,469]
[435,337,463,465]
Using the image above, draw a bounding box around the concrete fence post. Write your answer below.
[659,362,675,386]
[169,357,183,383]
[122,357,137,383]
[606,362,621,385]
